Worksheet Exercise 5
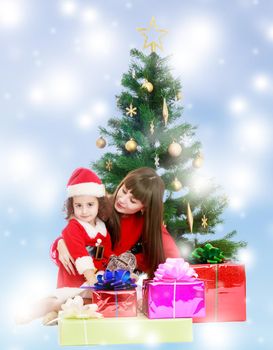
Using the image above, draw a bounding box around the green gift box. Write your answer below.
[58,313,192,345]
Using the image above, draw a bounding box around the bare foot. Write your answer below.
[42,311,59,326]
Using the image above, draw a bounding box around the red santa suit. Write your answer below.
[112,213,181,272]
[51,213,180,276]
[57,217,112,288]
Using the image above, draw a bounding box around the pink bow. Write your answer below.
[153,258,198,282]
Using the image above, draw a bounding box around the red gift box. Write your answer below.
[192,263,246,322]
[92,289,137,317]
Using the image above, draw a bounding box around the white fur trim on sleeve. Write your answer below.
[75,256,95,274]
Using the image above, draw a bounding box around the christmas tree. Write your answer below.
[92,18,246,262]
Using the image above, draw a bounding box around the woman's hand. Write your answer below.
[57,239,76,275]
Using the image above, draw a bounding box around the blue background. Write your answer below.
[1,0,273,349]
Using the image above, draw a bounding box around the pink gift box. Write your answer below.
[142,279,205,319]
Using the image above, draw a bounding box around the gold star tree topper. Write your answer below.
[137,17,168,53]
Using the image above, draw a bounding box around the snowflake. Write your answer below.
[126,103,137,117]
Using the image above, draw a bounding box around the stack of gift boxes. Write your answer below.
[58,255,246,346]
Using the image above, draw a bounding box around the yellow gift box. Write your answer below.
[58,313,192,345]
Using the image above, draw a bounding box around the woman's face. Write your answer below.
[114,185,144,215]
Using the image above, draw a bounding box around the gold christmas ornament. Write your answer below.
[193,153,204,168]
[125,138,137,152]
[126,103,137,117]
[201,214,208,229]
[168,141,182,157]
[96,137,106,149]
[137,16,168,53]
[142,79,154,92]
[171,177,182,191]
[150,120,155,135]
[105,160,113,172]
[175,91,182,101]
[162,98,169,126]
[187,202,193,233]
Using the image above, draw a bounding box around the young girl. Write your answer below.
[16,167,113,324]
[52,167,181,279]
[57,167,112,288]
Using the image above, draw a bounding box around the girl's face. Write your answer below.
[114,185,144,215]
[73,195,99,225]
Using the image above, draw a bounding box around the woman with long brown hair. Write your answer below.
[51,167,180,278]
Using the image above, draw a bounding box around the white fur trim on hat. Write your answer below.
[75,256,95,274]
[67,182,105,198]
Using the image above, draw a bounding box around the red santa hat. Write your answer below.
[66,168,105,198]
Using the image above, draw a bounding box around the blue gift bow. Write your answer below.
[93,269,137,291]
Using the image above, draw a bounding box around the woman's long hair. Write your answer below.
[108,167,166,277]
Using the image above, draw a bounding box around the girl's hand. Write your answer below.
[88,274,97,286]
[84,269,97,286]
[57,239,76,275]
